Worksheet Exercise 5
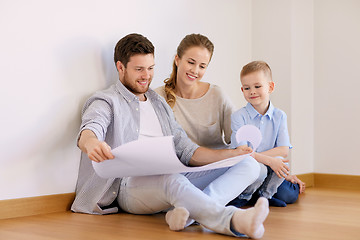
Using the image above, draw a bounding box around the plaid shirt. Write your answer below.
[71,80,199,215]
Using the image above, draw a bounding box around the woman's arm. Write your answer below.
[189,146,252,166]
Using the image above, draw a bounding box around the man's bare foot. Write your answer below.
[231,197,269,239]
[165,207,190,231]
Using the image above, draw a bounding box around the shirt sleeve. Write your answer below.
[230,109,247,148]
[220,89,236,145]
[78,98,113,142]
[275,112,293,149]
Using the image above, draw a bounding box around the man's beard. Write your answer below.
[122,74,151,95]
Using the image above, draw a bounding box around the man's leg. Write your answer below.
[117,174,269,238]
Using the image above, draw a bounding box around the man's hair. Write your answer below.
[114,33,155,67]
[240,61,272,81]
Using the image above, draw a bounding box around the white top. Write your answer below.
[139,99,164,139]
[155,84,235,149]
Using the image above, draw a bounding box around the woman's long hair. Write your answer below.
[164,34,214,108]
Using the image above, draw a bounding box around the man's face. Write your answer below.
[117,54,155,101]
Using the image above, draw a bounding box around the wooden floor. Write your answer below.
[1,187,360,240]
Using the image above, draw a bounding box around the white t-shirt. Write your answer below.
[139,99,164,139]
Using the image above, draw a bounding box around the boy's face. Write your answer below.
[241,70,274,110]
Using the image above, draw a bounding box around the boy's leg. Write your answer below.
[258,165,285,199]
[117,174,269,238]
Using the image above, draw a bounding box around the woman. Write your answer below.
[155,34,260,206]
[155,33,304,208]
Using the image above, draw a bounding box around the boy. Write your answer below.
[229,61,305,207]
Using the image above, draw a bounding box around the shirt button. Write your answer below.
[113,192,116,195]
[136,129,139,132]
[136,108,139,111]
[260,121,264,124]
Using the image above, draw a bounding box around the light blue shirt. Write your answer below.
[230,102,292,152]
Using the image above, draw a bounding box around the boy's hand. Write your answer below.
[84,138,114,163]
[285,175,306,193]
[235,145,253,155]
[269,157,290,178]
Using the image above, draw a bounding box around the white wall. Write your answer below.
[251,0,314,174]
[251,0,360,176]
[0,0,252,200]
[314,0,360,175]
[1,0,359,201]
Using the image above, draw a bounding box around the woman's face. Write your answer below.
[175,46,211,87]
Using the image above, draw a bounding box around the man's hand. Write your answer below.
[78,130,114,162]
[268,157,290,178]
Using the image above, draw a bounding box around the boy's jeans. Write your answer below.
[239,157,286,201]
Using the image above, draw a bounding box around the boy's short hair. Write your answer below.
[240,61,272,81]
[114,33,155,67]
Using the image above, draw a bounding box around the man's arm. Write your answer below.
[78,129,114,162]
[189,146,252,166]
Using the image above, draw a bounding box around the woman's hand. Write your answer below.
[235,145,253,155]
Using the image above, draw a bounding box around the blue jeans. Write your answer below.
[273,178,299,204]
[231,163,300,205]
[237,160,295,201]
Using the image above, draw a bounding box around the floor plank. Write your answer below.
[0,187,359,239]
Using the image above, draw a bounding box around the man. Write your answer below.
[72,33,269,238]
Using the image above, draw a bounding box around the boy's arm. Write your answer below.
[251,151,289,178]
[285,175,306,193]
[258,146,289,158]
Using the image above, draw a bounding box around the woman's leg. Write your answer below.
[185,156,260,205]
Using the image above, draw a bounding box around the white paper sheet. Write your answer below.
[92,125,261,178]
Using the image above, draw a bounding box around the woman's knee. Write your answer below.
[241,156,262,181]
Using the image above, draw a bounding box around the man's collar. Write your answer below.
[115,80,138,102]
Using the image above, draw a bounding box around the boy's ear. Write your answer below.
[268,81,275,93]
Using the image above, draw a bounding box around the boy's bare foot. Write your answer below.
[165,207,190,231]
[231,197,269,239]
